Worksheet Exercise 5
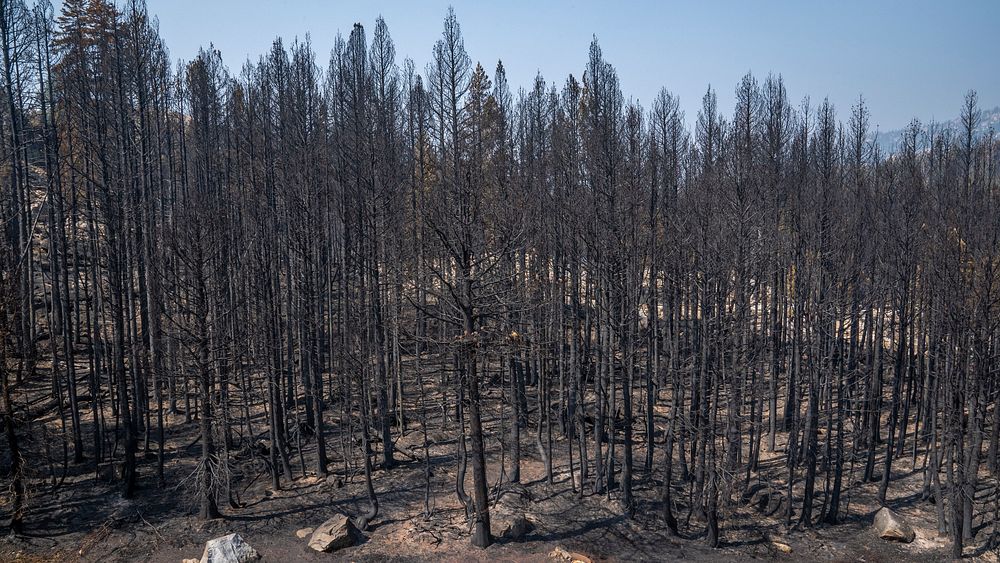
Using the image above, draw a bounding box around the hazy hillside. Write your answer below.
[875,105,1000,153]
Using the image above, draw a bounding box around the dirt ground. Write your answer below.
[1,372,997,563]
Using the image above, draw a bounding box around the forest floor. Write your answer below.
[1,367,997,562]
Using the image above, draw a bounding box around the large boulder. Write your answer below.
[308,514,359,553]
[873,507,915,543]
[200,533,259,563]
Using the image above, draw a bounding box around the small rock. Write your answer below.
[765,491,790,517]
[308,514,360,553]
[326,475,344,489]
[497,514,532,540]
[743,482,769,504]
[873,506,915,543]
[200,533,259,563]
[748,485,772,512]
[295,527,314,539]
[772,540,793,553]
[550,546,592,563]
[97,462,125,482]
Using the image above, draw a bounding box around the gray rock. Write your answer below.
[498,514,532,539]
[873,507,915,543]
[97,462,125,482]
[199,533,259,563]
[766,491,789,517]
[748,485,772,512]
[308,514,359,553]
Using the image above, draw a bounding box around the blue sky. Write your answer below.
[136,0,997,131]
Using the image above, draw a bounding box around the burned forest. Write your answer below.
[1,1,1000,561]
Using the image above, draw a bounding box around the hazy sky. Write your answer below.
[133,0,998,131]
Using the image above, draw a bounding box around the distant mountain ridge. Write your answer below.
[874,106,1000,153]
